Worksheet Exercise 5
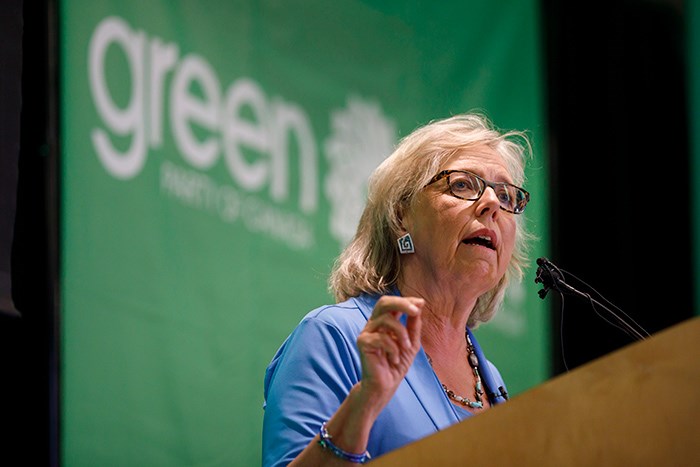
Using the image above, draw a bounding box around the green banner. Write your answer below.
[60,1,549,465]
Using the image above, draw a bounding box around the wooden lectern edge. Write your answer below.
[370,316,700,466]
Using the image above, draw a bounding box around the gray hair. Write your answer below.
[328,112,533,327]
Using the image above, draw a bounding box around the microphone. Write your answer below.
[534,257,564,299]
[534,257,650,341]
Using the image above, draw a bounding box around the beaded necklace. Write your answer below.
[426,332,485,410]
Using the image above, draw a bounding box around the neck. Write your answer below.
[397,277,477,357]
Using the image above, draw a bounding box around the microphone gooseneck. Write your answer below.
[535,257,650,342]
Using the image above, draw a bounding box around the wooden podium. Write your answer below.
[372,316,700,466]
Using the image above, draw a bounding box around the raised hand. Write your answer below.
[356,295,424,409]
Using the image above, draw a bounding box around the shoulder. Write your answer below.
[264,293,380,381]
[299,294,376,333]
[263,294,378,404]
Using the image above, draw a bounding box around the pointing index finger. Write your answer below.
[372,295,424,318]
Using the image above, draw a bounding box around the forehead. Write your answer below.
[443,146,511,176]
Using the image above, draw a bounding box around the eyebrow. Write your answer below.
[448,168,515,185]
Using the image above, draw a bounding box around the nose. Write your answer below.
[475,186,501,218]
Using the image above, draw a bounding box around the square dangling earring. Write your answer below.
[397,233,415,254]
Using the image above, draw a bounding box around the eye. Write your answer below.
[493,184,515,205]
[449,174,481,195]
[496,188,512,203]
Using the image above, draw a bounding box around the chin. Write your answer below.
[459,260,496,282]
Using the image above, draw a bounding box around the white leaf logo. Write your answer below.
[324,97,397,248]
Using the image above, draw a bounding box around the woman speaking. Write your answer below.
[262,113,532,466]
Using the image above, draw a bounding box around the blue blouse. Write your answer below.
[262,291,508,466]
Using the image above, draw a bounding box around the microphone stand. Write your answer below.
[535,257,650,342]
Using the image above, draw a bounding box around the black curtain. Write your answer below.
[0,0,23,318]
[2,0,60,465]
[542,0,693,374]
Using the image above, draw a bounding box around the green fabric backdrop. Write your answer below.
[60,1,550,465]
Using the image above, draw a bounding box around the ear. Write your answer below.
[395,196,414,233]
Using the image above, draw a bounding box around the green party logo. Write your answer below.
[87,16,396,250]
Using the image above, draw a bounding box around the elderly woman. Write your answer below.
[262,113,531,466]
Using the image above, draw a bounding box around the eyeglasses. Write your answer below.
[426,169,530,214]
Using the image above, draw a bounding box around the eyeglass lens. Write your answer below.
[447,172,524,213]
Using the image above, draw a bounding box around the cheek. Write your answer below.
[500,223,517,260]
[411,199,454,237]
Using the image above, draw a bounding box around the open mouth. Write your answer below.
[462,235,496,250]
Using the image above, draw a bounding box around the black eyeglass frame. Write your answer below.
[426,169,530,214]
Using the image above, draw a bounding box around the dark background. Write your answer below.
[1,0,694,464]
[543,0,693,373]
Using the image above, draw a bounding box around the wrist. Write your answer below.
[351,381,383,414]
[318,421,371,464]
[320,383,380,457]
